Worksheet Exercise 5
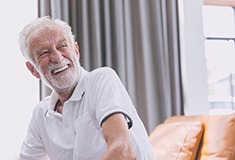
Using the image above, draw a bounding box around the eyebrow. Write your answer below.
[35,39,68,52]
[57,39,67,44]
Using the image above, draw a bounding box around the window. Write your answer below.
[203,2,235,114]
[0,1,38,159]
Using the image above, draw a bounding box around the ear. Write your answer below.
[74,42,80,58]
[26,62,41,79]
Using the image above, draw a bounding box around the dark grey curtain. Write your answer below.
[38,0,183,133]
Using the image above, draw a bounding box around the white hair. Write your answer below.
[18,16,75,61]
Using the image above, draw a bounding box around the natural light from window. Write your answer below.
[0,1,39,159]
[203,6,235,114]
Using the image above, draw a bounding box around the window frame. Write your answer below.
[203,1,235,112]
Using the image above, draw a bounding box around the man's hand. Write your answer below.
[101,114,137,160]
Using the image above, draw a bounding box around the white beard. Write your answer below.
[40,58,81,94]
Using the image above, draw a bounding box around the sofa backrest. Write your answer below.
[149,113,235,160]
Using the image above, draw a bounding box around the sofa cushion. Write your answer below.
[160,114,235,160]
[149,120,203,160]
[197,114,235,160]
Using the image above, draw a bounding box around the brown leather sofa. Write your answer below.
[149,113,235,160]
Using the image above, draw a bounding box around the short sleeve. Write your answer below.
[100,111,133,129]
[88,67,135,129]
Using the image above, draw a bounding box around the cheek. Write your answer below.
[71,51,80,61]
[64,52,77,64]
[36,59,50,74]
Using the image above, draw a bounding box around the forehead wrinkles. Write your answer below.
[29,28,67,51]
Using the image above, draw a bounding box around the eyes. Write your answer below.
[58,43,68,50]
[36,43,69,59]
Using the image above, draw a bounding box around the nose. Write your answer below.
[50,48,63,63]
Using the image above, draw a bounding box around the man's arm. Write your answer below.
[101,113,137,160]
[19,115,49,160]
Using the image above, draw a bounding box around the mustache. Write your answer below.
[48,58,70,71]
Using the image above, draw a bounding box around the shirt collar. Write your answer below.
[48,67,89,111]
[68,67,88,101]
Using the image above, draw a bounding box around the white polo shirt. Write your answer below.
[19,67,153,160]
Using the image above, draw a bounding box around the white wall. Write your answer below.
[0,1,38,159]
[178,0,210,115]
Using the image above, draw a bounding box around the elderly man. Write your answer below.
[18,16,153,160]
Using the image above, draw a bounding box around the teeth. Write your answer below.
[52,65,69,74]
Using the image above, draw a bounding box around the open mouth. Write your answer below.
[52,65,69,74]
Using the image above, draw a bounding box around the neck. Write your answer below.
[55,84,77,104]
[54,99,63,113]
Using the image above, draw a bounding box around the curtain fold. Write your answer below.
[38,0,183,133]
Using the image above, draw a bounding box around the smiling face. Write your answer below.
[27,26,81,97]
